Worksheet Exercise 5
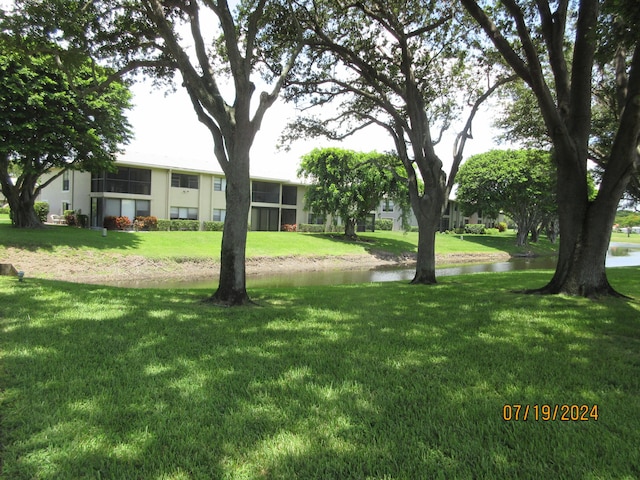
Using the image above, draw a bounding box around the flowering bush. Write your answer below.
[281,224,297,232]
[134,216,158,231]
[104,216,132,230]
[116,216,131,230]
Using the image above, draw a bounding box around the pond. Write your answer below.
[117,243,639,289]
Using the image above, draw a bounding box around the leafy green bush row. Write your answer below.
[157,219,201,231]
[298,223,325,233]
[464,224,486,234]
[375,218,393,231]
[0,206,9,214]
[203,221,224,231]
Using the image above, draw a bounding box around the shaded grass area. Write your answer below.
[1,269,639,479]
[0,220,555,261]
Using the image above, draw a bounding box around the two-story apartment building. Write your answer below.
[374,196,503,231]
[38,160,308,231]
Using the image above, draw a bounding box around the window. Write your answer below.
[214,177,226,192]
[252,181,280,203]
[103,199,150,219]
[212,208,226,222]
[62,171,70,191]
[91,167,151,195]
[170,207,198,220]
[382,198,394,212]
[281,185,297,205]
[171,173,199,189]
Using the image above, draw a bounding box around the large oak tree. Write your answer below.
[11,0,305,305]
[285,0,513,284]
[460,0,640,297]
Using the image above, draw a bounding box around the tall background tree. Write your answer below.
[455,150,556,246]
[298,148,408,238]
[10,0,305,305]
[460,0,640,297]
[284,0,513,284]
[0,36,132,228]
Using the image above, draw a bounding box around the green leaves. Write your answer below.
[455,149,556,238]
[299,148,408,235]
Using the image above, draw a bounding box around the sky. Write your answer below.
[122,77,506,183]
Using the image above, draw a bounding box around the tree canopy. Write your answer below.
[298,148,408,238]
[455,150,556,246]
[0,37,132,227]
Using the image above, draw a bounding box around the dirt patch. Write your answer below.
[0,247,510,285]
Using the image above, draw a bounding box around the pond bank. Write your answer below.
[2,247,511,285]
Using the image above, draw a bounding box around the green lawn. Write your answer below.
[611,231,640,244]
[0,218,556,261]
[1,269,639,478]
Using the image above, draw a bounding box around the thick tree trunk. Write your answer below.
[540,200,619,297]
[208,154,252,306]
[515,222,529,247]
[344,218,357,239]
[534,139,634,297]
[410,196,442,285]
[1,181,43,228]
[412,222,438,284]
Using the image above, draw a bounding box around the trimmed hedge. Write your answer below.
[298,224,325,233]
[375,219,393,231]
[203,221,224,231]
[464,224,486,234]
[157,219,201,231]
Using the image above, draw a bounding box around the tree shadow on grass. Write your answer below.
[459,234,559,256]
[317,232,417,259]
[0,223,142,252]
[1,270,639,478]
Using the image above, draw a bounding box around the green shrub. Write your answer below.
[0,206,10,214]
[498,222,507,232]
[34,201,49,222]
[298,224,325,233]
[157,219,171,231]
[170,219,200,231]
[203,221,224,231]
[375,219,393,231]
[485,228,499,235]
[464,224,486,234]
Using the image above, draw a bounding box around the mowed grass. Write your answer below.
[1,269,639,479]
[0,217,556,261]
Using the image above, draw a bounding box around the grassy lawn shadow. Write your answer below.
[318,232,418,258]
[0,223,142,252]
[1,269,639,478]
